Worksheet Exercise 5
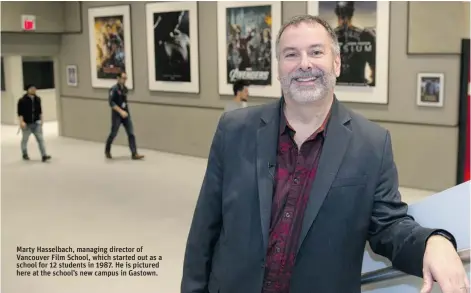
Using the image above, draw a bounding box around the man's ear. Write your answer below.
[334,54,341,77]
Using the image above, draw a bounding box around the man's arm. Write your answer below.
[17,99,25,126]
[37,97,43,123]
[181,113,226,293]
[367,131,456,278]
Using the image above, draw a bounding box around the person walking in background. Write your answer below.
[105,72,144,160]
[224,80,249,112]
[17,84,51,162]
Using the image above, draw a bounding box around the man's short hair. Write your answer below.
[233,80,248,96]
[117,72,126,78]
[25,84,36,91]
[275,15,340,59]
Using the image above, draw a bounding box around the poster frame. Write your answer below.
[88,5,134,89]
[217,1,282,98]
[307,1,390,104]
[66,65,78,87]
[415,73,445,108]
[145,1,200,93]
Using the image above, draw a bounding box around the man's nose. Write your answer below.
[299,53,312,71]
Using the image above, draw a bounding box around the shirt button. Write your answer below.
[293,177,300,184]
[285,212,291,218]
[275,246,281,253]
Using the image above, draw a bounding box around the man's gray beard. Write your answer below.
[281,70,337,103]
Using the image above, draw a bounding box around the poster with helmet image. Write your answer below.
[318,1,377,87]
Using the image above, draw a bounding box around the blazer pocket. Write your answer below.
[331,175,367,188]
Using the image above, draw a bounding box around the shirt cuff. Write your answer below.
[426,229,458,250]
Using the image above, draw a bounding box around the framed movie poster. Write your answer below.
[88,5,134,89]
[217,1,282,98]
[416,73,444,107]
[66,65,78,87]
[145,2,199,93]
[307,1,390,104]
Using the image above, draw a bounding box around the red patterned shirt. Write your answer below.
[261,108,330,293]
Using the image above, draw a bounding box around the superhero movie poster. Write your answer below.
[225,5,273,86]
[93,15,126,79]
[318,1,377,87]
[153,10,192,82]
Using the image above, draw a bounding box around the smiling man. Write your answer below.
[181,15,469,293]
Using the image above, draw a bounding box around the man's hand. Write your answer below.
[20,121,26,129]
[120,111,128,119]
[421,235,470,293]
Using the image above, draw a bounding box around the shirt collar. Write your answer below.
[279,97,332,138]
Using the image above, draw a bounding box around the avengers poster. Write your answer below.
[93,15,126,79]
[153,10,191,82]
[318,1,377,87]
[225,5,272,86]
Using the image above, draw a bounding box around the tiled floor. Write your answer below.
[1,122,436,293]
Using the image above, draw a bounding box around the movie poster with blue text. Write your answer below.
[318,1,377,87]
[225,5,272,86]
[94,15,126,79]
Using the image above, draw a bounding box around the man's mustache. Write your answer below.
[290,68,325,79]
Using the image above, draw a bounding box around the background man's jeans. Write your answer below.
[105,112,137,155]
[21,122,47,157]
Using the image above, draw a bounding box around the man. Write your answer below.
[105,72,144,160]
[224,80,249,113]
[181,15,469,293]
[334,1,376,86]
[17,84,51,162]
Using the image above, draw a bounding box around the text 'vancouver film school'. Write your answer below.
[1,1,470,293]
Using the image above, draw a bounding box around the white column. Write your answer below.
[1,55,24,124]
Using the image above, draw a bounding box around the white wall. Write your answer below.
[36,89,57,122]
[1,91,16,124]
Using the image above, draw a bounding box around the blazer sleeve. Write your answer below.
[181,113,226,293]
[367,130,456,278]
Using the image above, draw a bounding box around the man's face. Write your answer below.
[118,73,127,85]
[277,22,340,103]
[27,87,36,95]
[337,16,352,27]
[240,86,249,102]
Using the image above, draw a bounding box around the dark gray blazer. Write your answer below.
[181,97,447,293]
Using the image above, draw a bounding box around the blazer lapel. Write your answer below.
[297,99,353,252]
[256,100,282,251]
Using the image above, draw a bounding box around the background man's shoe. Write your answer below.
[132,154,144,160]
[22,154,30,160]
[42,155,51,162]
[105,152,112,159]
